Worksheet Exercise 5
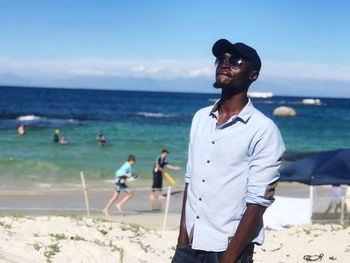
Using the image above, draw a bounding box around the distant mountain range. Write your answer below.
[0,73,349,98]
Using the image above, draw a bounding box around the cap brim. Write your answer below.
[212,39,239,58]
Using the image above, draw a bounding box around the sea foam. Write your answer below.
[136,112,174,118]
[17,115,43,121]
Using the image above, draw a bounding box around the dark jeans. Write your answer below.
[171,243,254,263]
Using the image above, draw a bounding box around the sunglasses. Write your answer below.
[214,56,244,69]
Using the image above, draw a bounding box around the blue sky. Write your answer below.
[0,1,350,97]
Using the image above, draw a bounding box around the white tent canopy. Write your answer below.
[263,196,312,230]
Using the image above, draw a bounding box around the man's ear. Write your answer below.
[250,71,259,82]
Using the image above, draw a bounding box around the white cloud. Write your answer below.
[0,57,214,79]
[262,61,350,81]
[188,67,212,77]
[0,57,349,81]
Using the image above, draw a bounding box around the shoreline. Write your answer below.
[0,181,311,194]
[0,183,328,215]
[0,188,185,217]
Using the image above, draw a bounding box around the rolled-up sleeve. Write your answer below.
[246,122,285,207]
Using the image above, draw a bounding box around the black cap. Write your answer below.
[212,39,261,71]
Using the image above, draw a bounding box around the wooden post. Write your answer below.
[80,171,90,217]
[340,196,345,225]
[162,186,172,231]
[119,248,124,263]
[309,185,313,222]
[345,186,350,222]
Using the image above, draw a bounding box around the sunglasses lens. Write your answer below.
[215,57,242,68]
[228,57,242,69]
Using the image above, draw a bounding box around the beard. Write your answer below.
[213,81,233,89]
[213,73,236,89]
[213,81,247,95]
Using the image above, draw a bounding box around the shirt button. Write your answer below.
[207,160,210,163]
[196,216,199,219]
[212,141,215,144]
[202,179,205,183]
[199,197,202,201]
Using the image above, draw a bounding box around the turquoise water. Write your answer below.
[1,86,350,190]
[0,121,189,190]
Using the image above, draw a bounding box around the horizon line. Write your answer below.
[1,84,348,100]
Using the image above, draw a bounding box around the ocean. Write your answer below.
[1,86,349,191]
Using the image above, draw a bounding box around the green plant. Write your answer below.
[49,233,67,241]
[70,235,87,241]
[120,222,145,237]
[44,243,60,263]
[0,221,11,229]
[33,241,42,251]
[11,213,24,220]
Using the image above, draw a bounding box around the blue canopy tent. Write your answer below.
[279,149,350,185]
[279,149,350,223]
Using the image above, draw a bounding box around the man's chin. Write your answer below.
[213,82,230,89]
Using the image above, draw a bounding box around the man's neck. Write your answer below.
[217,90,248,125]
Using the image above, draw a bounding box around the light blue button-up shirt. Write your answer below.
[185,99,285,251]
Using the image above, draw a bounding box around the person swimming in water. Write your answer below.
[60,135,68,145]
[17,123,26,135]
[98,131,107,146]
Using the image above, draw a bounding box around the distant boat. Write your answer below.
[247,91,274,98]
[302,98,321,105]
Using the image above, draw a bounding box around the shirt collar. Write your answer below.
[209,98,255,124]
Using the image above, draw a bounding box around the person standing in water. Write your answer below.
[98,131,107,146]
[53,129,60,143]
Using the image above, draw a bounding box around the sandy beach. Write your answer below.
[1,214,350,263]
[1,184,349,262]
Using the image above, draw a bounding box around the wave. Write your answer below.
[254,99,325,106]
[136,112,175,118]
[17,115,44,121]
[16,115,76,123]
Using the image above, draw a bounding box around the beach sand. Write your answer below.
[1,215,350,263]
[1,184,349,262]
[0,215,177,263]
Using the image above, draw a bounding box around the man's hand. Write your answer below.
[177,232,189,247]
[177,183,189,247]
[219,253,236,263]
[219,204,265,263]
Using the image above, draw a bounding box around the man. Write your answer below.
[150,149,180,210]
[173,39,285,263]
